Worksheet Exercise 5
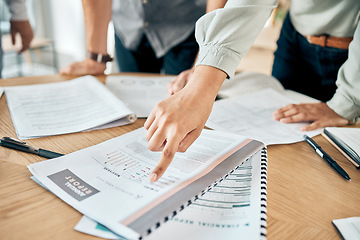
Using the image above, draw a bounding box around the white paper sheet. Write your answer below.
[75,152,266,240]
[218,71,285,98]
[5,76,136,139]
[333,217,360,240]
[206,88,322,145]
[0,87,4,98]
[218,71,320,104]
[28,128,262,239]
[106,75,172,118]
[324,127,360,156]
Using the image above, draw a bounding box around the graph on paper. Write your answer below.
[93,148,182,192]
[105,150,152,182]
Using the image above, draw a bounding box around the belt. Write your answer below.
[304,35,353,49]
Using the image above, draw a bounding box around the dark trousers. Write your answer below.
[114,31,199,75]
[0,30,3,78]
[272,13,349,102]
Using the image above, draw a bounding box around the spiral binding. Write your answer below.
[260,147,268,239]
[139,147,268,240]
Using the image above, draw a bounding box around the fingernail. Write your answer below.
[149,173,157,183]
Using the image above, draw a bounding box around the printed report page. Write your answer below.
[28,128,250,239]
[74,152,265,240]
[5,76,134,139]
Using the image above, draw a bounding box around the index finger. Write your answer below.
[149,136,181,183]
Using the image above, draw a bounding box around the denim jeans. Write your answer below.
[114,31,199,75]
[272,13,349,102]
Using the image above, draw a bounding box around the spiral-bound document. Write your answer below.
[28,128,265,240]
[74,148,268,240]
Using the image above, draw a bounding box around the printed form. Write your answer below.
[5,76,136,139]
[206,88,322,145]
[74,152,266,240]
[28,128,261,239]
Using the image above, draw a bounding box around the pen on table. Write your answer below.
[0,137,64,159]
[303,135,351,181]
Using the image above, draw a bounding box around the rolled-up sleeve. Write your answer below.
[5,0,29,20]
[327,22,360,123]
[195,0,278,78]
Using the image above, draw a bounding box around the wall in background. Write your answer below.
[1,0,86,78]
[1,0,118,78]
[46,0,86,66]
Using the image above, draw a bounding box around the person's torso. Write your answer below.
[290,0,360,37]
[112,0,206,57]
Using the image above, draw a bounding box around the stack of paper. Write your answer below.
[28,128,266,239]
[73,151,268,240]
[322,127,360,168]
[5,76,136,139]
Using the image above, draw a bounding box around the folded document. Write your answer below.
[5,76,136,139]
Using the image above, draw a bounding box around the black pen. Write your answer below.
[303,135,351,181]
[0,137,64,159]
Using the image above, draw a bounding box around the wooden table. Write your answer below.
[1,74,359,240]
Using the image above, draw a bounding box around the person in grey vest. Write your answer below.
[60,0,206,76]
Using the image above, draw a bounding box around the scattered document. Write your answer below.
[0,87,4,98]
[322,127,360,168]
[28,127,264,239]
[218,71,320,104]
[75,216,126,240]
[106,75,172,118]
[75,151,268,240]
[218,71,285,98]
[5,76,136,139]
[332,217,360,240]
[206,88,322,145]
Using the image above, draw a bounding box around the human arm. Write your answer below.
[146,66,226,182]
[167,0,228,95]
[146,0,278,182]
[273,22,360,130]
[6,0,33,53]
[60,0,112,75]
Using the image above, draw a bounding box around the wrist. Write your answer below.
[186,65,226,99]
[84,58,107,73]
[88,51,113,64]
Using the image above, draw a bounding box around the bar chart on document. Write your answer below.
[104,150,152,182]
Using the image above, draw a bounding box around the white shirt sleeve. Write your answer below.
[5,0,29,21]
[327,21,360,123]
[195,0,278,78]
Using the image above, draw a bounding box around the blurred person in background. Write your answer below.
[60,0,206,76]
[0,0,33,78]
